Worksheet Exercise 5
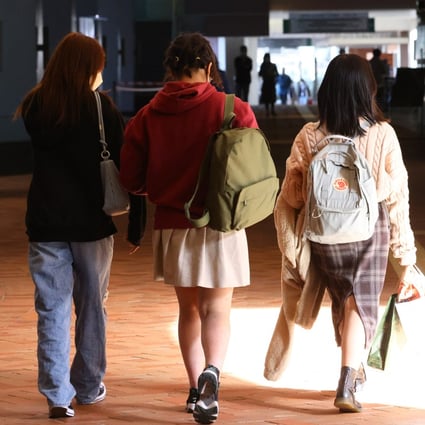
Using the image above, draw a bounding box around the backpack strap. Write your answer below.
[221,94,236,130]
[184,166,210,228]
[184,94,235,227]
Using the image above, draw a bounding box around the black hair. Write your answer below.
[317,54,386,137]
[163,32,222,89]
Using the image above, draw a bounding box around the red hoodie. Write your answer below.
[121,81,258,229]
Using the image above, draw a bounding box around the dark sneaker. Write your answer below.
[48,404,75,418]
[186,387,199,413]
[193,365,220,424]
[77,382,106,405]
[89,382,106,404]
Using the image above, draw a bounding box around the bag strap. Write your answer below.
[184,93,235,227]
[221,94,236,130]
[94,91,110,161]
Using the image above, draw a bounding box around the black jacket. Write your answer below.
[24,91,128,242]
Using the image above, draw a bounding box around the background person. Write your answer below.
[234,45,253,102]
[120,32,258,424]
[369,48,390,111]
[277,67,293,105]
[297,78,311,105]
[259,53,279,116]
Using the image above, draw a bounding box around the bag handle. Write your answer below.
[94,91,110,161]
[184,94,235,227]
[313,134,355,154]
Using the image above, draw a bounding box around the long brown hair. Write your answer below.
[317,53,386,137]
[163,32,222,89]
[15,32,105,127]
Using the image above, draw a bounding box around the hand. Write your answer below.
[128,244,140,255]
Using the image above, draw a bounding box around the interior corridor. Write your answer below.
[0,104,424,424]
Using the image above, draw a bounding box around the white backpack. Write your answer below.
[304,135,378,244]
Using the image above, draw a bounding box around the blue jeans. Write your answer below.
[29,237,113,406]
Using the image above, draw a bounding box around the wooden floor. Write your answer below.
[1,105,425,424]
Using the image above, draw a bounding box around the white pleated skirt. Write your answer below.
[152,227,250,288]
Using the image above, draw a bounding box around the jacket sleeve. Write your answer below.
[127,193,147,246]
[381,125,416,266]
[120,110,149,195]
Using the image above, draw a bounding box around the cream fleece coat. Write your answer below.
[264,121,416,381]
[263,196,325,381]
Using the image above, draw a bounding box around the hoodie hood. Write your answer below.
[149,81,217,115]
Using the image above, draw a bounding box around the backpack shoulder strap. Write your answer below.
[221,94,236,130]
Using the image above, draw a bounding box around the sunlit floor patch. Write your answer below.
[172,305,425,410]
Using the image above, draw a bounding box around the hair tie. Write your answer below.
[175,56,179,62]
[195,56,201,61]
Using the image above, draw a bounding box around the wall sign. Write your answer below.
[284,12,374,34]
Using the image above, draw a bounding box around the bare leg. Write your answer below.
[174,285,233,423]
[174,287,204,388]
[334,295,364,412]
[340,295,365,369]
[197,287,233,371]
[191,287,233,423]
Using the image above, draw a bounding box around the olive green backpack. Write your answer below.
[184,94,279,232]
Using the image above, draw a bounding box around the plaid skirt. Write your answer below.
[310,203,390,348]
